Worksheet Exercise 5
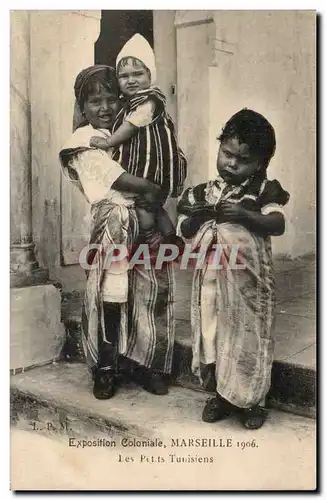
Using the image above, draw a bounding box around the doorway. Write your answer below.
[95,10,153,66]
[95,10,178,224]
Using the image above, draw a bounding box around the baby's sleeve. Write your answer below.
[259,179,290,218]
[176,214,189,238]
[261,203,285,216]
[259,179,290,207]
[125,100,156,127]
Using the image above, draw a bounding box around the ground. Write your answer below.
[10,254,316,491]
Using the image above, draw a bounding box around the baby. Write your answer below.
[90,34,187,246]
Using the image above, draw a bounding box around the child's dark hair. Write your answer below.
[76,68,120,110]
[218,108,276,168]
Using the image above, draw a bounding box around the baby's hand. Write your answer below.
[90,136,110,150]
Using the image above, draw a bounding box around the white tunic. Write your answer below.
[62,125,135,302]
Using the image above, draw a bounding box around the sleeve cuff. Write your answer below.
[261,203,285,216]
[176,214,189,238]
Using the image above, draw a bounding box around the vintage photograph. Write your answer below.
[10,9,316,490]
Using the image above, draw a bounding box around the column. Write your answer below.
[10,11,48,287]
[175,11,215,187]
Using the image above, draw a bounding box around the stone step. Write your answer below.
[10,363,316,490]
[174,340,315,419]
[59,289,316,419]
[173,330,315,419]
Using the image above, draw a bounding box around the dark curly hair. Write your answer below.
[74,65,120,111]
[218,108,276,169]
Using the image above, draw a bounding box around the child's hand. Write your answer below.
[136,186,162,212]
[136,194,161,212]
[136,206,156,231]
[217,202,248,223]
[192,207,218,219]
[90,136,110,150]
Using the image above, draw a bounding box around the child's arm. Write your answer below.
[112,172,162,209]
[98,99,156,149]
[112,172,160,196]
[90,122,137,150]
[218,202,285,237]
[90,99,156,150]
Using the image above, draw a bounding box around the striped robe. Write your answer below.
[81,199,175,375]
[81,200,138,369]
[112,87,187,198]
[177,177,289,408]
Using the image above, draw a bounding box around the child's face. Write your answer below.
[83,84,120,129]
[216,137,261,185]
[117,58,151,98]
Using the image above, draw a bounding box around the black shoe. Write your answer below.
[117,355,134,384]
[135,368,169,395]
[144,370,169,395]
[240,406,268,430]
[202,393,236,422]
[93,369,117,400]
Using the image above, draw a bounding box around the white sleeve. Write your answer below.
[71,150,125,204]
[125,100,155,127]
[176,215,188,237]
[261,203,285,216]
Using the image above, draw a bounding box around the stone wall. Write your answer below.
[175,10,316,258]
[29,11,101,268]
[14,11,315,266]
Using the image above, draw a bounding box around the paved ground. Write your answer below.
[10,363,316,491]
[11,254,316,491]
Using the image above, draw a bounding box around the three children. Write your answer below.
[83,32,289,430]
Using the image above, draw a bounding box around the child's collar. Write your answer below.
[119,85,159,100]
[216,175,251,188]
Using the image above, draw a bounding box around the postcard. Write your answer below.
[10,9,316,491]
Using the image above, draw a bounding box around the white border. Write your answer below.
[2,2,321,498]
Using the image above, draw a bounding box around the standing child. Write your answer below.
[177,108,290,429]
[90,33,187,246]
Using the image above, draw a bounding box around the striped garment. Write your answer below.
[80,198,176,375]
[81,200,138,370]
[178,174,290,216]
[177,178,289,408]
[112,87,187,198]
[125,259,175,374]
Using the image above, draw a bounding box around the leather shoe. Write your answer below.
[135,368,169,395]
[202,393,236,422]
[93,368,117,400]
